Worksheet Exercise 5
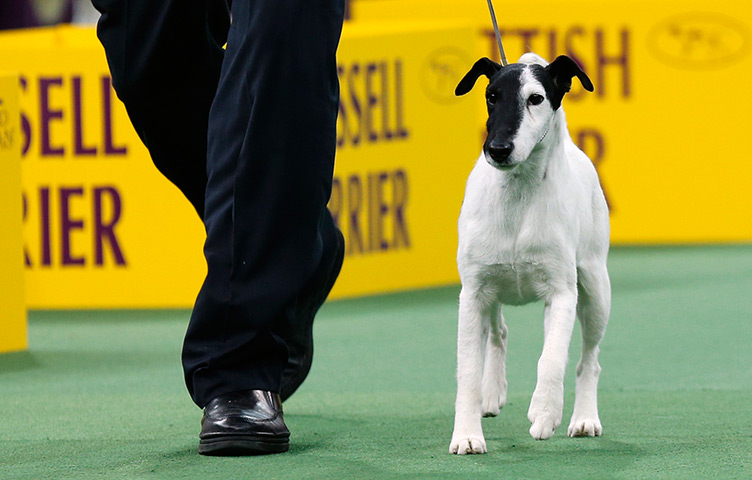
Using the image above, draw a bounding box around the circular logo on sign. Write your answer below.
[420,47,474,104]
[648,13,751,70]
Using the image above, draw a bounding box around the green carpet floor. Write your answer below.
[1,245,751,479]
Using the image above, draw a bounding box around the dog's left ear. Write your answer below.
[544,55,594,109]
[455,58,501,96]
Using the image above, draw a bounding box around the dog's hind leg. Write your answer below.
[528,290,578,440]
[450,286,494,454]
[568,261,610,437]
[481,304,508,417]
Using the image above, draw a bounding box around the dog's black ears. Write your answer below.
[544,55,594,109]
[455,58,501,96]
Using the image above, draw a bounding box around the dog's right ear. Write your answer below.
[544,56,594,109]
[455,58,501,96]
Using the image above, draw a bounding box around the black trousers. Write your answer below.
[92,0,345,407]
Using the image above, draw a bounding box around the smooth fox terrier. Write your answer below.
[449,53,611,454]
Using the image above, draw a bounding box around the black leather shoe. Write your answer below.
[198,390,290,456]
[280,226,345,402]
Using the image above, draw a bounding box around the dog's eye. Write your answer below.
[486,92,498,105]
[528,94,544,106]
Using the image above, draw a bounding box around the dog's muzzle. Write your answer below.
[485,142,515,169]
[486,142,514,164]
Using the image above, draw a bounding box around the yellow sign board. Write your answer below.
[0,23,481,308]
[330,21,480,297]
[0,73,27,351]
[2,0,751,310]
[0,27,206,309]
[355,0,752,244]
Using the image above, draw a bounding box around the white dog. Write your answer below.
[449,53,611,454]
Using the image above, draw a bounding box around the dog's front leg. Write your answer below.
[481,304,507,417]
[569,261,610,437]
[450,287,492,454]
[528,291,577,440]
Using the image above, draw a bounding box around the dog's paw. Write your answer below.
[529,414,559,440]
[527,400,562,440]
[527,385,563,440]
[481,390,506,417]
[567,417,602,437]
[449,435,487,455]
[481,372,507,417]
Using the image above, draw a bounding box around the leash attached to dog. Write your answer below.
[486,0,508,66]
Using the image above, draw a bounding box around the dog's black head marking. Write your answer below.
[455,58,501,96]
[540,56,594,110]
[456,55,594,169]
[455,55,594,110]
[482,64,527,164]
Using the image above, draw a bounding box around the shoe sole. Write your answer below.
[198,435,290,456]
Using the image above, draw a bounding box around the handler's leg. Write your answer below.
[91,0,230,218]
[183,0,345,410]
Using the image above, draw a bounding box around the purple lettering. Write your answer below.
[368,173,378,252]
[72,76,97,156]
[577,129,605,165]
[40,187,51,266]
[94,186,126,266]
[336,60,408,149]
[19,76,31,156]
[22,192,31,267]
[365,63,379,143]
[563,27,588,101]
[394,60,408,139]
[563,27,588,71]
[347,174,363,254]
[102,76,127,155]
[336,66,347,148]
[381,61,393,140]
[516,28,540,51]
[392,170,410,249]
[39,77,64,157]
[485,29,499,60]
[548,30,558,64]
[376,172,389,251]
[60,187,85,266]
[347,64,362,147]
[576,128,611,210]
[596,29,631,98]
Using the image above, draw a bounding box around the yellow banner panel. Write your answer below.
[0,73,28,351]
[331,21,480,298]
[0,23,481,308]
[6,0,749,310]
[354,0,752,244]
[0,26,207,309]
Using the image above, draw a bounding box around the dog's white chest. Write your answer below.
[491,261,551,304]
[459,213,561,305]
[458,162,570,305]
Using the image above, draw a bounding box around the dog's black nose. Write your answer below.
[487,143,514,162]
